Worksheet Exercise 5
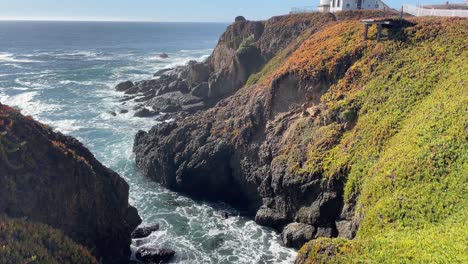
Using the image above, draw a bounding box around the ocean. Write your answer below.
[0,21,296,263]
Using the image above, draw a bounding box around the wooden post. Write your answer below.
[377,24,382,41]
[400,5,404,19]
[364,24,369,40]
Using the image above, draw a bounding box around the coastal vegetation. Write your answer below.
[132,12,466,264]
[274,17,467,263]
[0,103,141,263]
[0,215,97,264]
[1,9,465,264]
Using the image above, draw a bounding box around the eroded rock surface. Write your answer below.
[115,13,336,120]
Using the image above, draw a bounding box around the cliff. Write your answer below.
[133,12,467,263]
[0,103,141,263]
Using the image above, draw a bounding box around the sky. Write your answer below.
[0,0,453,22]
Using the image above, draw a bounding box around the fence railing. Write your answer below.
[403,4,468,17]
[290,6,318,14]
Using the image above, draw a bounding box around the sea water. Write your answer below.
[0,21,296,263]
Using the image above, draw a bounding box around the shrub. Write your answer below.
[0,215,97,264]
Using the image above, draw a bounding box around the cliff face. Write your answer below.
[0,103,141,263]
[114,13,337,119]
[133,12,467,263]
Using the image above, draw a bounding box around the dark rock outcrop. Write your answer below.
[135,247,175,263]
[134,108,159,118]
[235,16,247,22]
[115,13,336,121]
[133,13,354,250]
[131,224,160,239]
[281,223,316,249]
[115,81,134,92]
[0,103,141,263]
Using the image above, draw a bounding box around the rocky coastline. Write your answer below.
[2,9,463,264]
[124,10,467,263]
[127,12,360,249]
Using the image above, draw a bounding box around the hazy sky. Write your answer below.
[0,0,450,22]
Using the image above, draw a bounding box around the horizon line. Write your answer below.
[0,18,232,23]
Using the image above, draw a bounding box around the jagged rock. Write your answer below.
[134,108,159,118]
[315,226,335,239]
[120,109,129,114]
[135,247,175,263]
[131,224,160,239]
[255,207,288,229]
[119,95,137,102]
[132,14,348,255]
[133,104,144,111]
[188,62,210,87]
[159,53,169,59]
[182,102,206,113]
[132,79,161,95]
[191,82,209,99]
[107,111,117,116]
[154,68,172,77]
[0,104,141,263]
[235,16,247,22]
[115,81,134,91]
[158,79,189,95]
[125,85,141,95]
[281,223,316,249]
[160,104,181,113]
[148,92,203,112]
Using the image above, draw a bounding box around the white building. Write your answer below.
[319,0,389,13]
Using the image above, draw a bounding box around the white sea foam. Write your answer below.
[45,119,83,134]
[58,80,97,86]
[3,63,24,69]
[0,91,60,116]
[0,52,40,63]
[14,78,48,89]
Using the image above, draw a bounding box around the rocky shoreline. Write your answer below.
[126,10,429,255]
[127,12,355,250]
[113,13,337,123]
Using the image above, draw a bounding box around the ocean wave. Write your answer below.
[29,50,99,58]
[14,78,49,89]
[0,52,41,63]
[164,54,210,69]
[58,80,99,86]
[179,48,213,53]
[47,119,83,134]
[0,91,60,116]
[3,63,25,69]
[20,50,117,62]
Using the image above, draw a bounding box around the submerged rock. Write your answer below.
[135,247,175,263]
[131,224,160,239]
[159,53,169,59]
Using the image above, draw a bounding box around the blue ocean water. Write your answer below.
[0,21,296,263]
